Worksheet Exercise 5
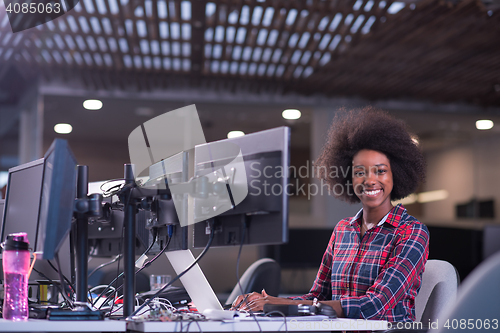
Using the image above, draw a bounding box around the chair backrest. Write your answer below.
[483,224,500,260]
[225,258,281,306]
[415,259,459,323]
[431,251,500,332]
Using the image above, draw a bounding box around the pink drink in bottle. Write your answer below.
[2,232,31,321]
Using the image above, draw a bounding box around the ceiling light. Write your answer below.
[282,109,301,120]
[227,131,245,138]
[54,123,73,134]
[83,99,103,110]
[392,193,417,206]
[476,120,494,130]
[418,190,449,203]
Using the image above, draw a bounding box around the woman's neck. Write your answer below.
[362,204,393,225]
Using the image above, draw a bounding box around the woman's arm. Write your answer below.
[242,290,345,317]
[339,222,429,320]
[232,229,337,312]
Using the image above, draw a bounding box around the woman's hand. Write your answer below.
[241,290,296,312]
[231,291,264,310]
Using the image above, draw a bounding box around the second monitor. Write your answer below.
[193,126,290,248]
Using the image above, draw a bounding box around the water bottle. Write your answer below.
[2,232,31,321]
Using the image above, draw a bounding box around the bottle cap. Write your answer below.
[3,232,30,251]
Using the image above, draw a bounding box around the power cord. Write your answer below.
[47,260,75,294]
[54,253,74,309]
[97,226,172,311]
[88,254,122,279]
[264,311,288,332]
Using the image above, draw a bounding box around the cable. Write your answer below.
[185,319,203,333]
[264,311,288,332]
[30,268,64,306]
[127,220,216,319]
[88,228,157,279]
[135,225,172,273]
[88,254,122,279]
[54,253,74,309]
[47,260,75,294]
[98,234,172,310]
[93,186,136,309]
[94,227,168,310]
[99,178,126,197]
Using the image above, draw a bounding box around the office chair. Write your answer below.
[225,258,281,306]
[430,251,500,332]
[415,259,460,323]
[482,224,500,260]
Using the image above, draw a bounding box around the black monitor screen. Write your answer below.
[0,157,73,281]
[1,159,44,248]
[36,139,77,260]
[193,127,290,247]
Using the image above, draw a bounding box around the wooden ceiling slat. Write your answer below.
[224,0,246,88]
[0,0,499,106]
[101,0,125,70]
[255,1,288,78]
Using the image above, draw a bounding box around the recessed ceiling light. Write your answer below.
[282,109,301,120]
[83,99,103,110]
[54,123,73,134]
[227,131,245,138]
[476,120,494,130]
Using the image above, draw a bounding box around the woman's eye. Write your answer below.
[378,170,387,174]
[355,171,364,177]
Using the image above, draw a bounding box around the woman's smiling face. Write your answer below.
[352,149,394,211]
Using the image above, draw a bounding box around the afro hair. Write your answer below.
[314,107,426,203]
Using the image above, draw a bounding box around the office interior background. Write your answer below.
[1,0,500,297]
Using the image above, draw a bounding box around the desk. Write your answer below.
[0,317,388,332]
[0,319,126,332]
[127,318,389,332]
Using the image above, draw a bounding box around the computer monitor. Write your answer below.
[134,150,190,254]
[35,139,78,260]
[1,158,44,247]
[193,127,290,247]
[0,157,73,282]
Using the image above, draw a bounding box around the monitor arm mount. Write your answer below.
[73,165,103,305]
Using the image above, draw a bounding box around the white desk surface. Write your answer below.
[127,317,389,332]
[0,317,388,332]
[0,318,126,332]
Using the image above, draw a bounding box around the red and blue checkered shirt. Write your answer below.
[295,204,429,322]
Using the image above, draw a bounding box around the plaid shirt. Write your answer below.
[295,204,429,322]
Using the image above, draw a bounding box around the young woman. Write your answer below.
[232,107,429,322]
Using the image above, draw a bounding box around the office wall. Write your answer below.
[309,107,363,227]
[422,135,500,223]
[43,139,129,182]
